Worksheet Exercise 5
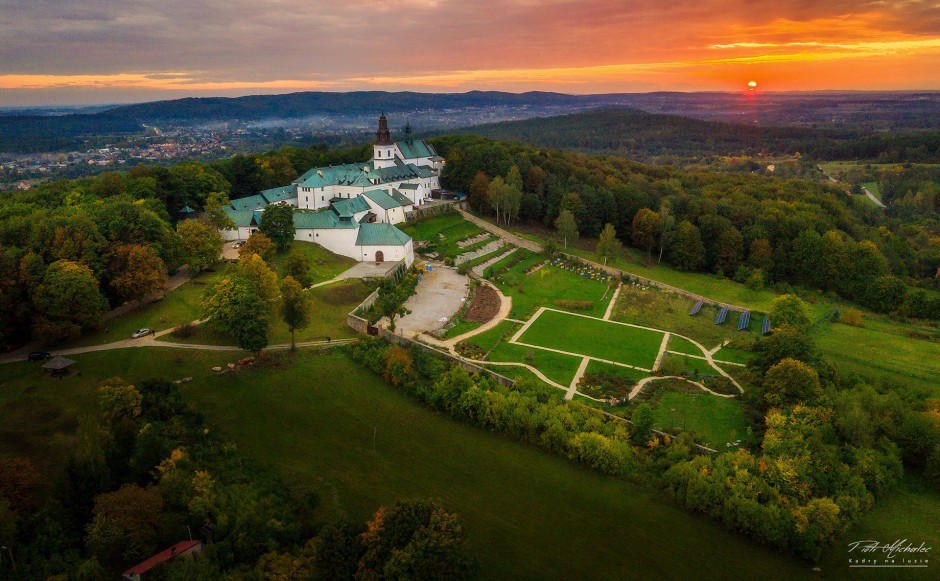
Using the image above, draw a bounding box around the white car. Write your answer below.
[233,240,246,248]
[132,328,153,338]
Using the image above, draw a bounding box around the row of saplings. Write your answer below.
[349,294,940,561]
[0,375,477,579]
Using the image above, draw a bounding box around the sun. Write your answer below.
[747,81,758,91]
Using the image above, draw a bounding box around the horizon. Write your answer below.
[2,1,939,106]
[4,87,940,111]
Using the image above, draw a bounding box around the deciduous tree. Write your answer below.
[595,223,622,266]
[770,294,813,333]
[239,232,275,262]
[280,276,310,351]
[260,203,295,253]
[762,358,822,407]
[283,250,313,287]
[177,219,221,273]
[632,208,661,263]
[668,221,705,271]
[109,244,168,303]
[554,209,578,248]
[32,259,107,342]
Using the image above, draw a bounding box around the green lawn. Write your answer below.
[399,212,485,259]
[486,341,583,385]
[667,334,705,356]
[463,320,519,352]
[270,241,357,284]
[518,310,664,370]
[861,181,882,201]
[660,352,716,378]
[612,284,760,351]
[494,263,612,319]
[585,359,651,383]
[815,317,940,397]
[67,267,226,347]
[651,391,750,449]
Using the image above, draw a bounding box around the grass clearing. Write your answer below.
[651,391,750,449]
[463,320,519,352]
[399,212,485,259]
[660,352,716,378]
[271,241,357,284]
[487,341,583,385]
[667,334,704,356]
[494,263,612,319]
[518,310,663,370]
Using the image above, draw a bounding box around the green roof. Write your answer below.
[356,223,412,246]
[230,194,267,212]
[261,185,297,204]
[331,196,371,217]
[397,138,437,160]
[295,163,375,189]
[363,189,400,210]
[397,183,418,190]
[224,208,257,228]
[292,209,357,230]
[388,188,413,206]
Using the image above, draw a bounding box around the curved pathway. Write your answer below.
[628,375,737,400]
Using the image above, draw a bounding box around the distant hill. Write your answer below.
[457,107,940,164]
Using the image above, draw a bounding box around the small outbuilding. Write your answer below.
[42,355,76,377]
[123,540,203,580]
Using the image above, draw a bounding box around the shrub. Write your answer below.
[838,308,863,326]
[553,299,593,310]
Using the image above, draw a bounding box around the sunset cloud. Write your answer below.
[0,0,937,104]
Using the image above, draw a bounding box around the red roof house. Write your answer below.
[122,540,203,580]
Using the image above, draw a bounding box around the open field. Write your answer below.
[651,390,749,449]
[815,317,940,396]
[0,349,816,578]
[491,261,611,319]
[518,309,663,370]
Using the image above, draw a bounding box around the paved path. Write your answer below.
[456,209,542,252]
[417,281,512,350]
[602,283,622,320]
[567,357,591,400]
[862,186,887,208]
[652,332,671,372]
[628,375,737,400]
[472,247,516,277]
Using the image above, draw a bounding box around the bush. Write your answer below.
[838,308,863,326]
[553,299,593,310]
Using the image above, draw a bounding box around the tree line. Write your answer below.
[432,134,940,318]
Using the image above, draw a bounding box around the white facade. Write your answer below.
[358,239,415,266]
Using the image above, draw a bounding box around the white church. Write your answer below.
[222,114,444,267]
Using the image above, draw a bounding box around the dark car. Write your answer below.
[27,351,51,361]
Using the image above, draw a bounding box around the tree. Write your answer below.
[761,358,822,408]
[748,238,774,273]
[864,275,906,313]
[203,191,235,231]
[32,259,107,342]
[770,294,813,333]
[486,176,506,224]
[86,484,163,566]
[109,244,168,303]
[202,276,271,352]
[554,209,578,249]
[280,276,310,351]
[595,223,622,266]
[98,378,143,423]
[236,253,280,305]
[260,203,295,253]
[0,457,46,513]
[239,232,275,262]
[716,226,744,276]
[283,250,313,287]
[751,324,817,373]
[177,218,221,273]
[314,521,365,580]
[632,208,661,263]
[668,221,705,271]
[631,404,654,445]
[467,171,491,214]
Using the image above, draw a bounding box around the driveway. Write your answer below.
[391,265,470,338]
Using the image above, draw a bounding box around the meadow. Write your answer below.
[0,349,815,579]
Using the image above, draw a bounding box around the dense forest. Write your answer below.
[459,108,940,164]
[431,134,940,318]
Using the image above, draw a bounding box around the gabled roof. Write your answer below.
[43,355,76,370]
[374,163,422,183]
[397,138,437,160]
[293,209,358,230]
[230,194,267,212]
[356,223,412,246]
[363,189,401,210]
[261,185,297,204]
[179,205,196,214]
[295,163,375,189]
[224,208,256,228]
[397,183,419,190]
[388,188,413,206]
[124,541,202,576]
[331,196,371,217]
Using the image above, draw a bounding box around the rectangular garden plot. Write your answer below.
[516,309,665,370]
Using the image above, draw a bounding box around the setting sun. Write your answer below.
[747,80,758,91]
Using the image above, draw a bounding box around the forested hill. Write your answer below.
[460,108,940,163]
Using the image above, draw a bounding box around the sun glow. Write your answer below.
[747,80,758,91]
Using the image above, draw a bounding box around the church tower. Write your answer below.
[373,112,397,169]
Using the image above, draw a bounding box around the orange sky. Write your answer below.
[1,1,938,104]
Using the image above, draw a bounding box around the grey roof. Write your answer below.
[261,185,297,204]
[43,355,76,370]
[388,188,413,206]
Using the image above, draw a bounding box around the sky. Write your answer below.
[1,0,939,106]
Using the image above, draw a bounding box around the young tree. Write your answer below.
[109,244,169,303]
[631,404,654,445]
[595,223,622,266]
[177,218,222,273]
[770,294,813,333]
[554,209,578,249]
[283,251,313,287]
[486,176,506,224]
[259,203,295,253]
[631,208,661,264]
[239,232,275,262]
[32,259,107,342]
[280,276,310,351]
[668,221,705,271]
[203,191,235,231]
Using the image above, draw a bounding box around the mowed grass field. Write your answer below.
[492,261,611,320]
[518,309,664,370]
[651,391,749,449]
[0,349,815,579]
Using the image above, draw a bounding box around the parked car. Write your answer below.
[232,240,246,248]
[132,328,153,338]
[27,351,51,361]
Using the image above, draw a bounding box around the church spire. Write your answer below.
[375,112,393,145]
